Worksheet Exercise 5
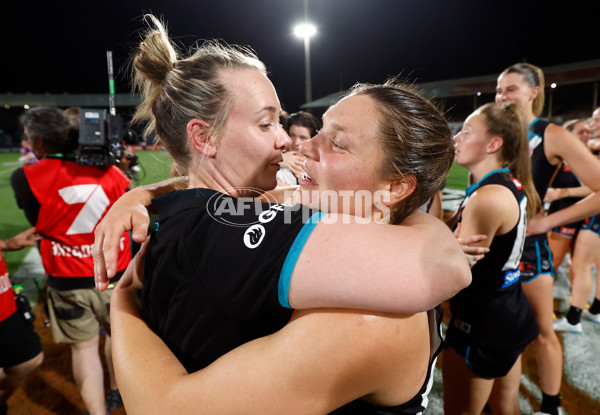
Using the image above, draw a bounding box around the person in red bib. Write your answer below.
[0,228,43,415]
[10,107,131,415]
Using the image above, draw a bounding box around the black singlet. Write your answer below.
[142,188,323,372]
[529,118,555,204]
[449,169,538,349]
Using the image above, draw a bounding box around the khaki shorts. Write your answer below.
[47,286,113,344]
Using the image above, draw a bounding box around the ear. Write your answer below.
[486,136,504,154]
[378,175,417,208]
[530,85,540,101]
[187,119,216,157]
[30,137,46,159]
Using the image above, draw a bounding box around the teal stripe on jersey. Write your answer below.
[278,211,325,308]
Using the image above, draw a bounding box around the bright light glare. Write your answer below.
[24,104,30,109]
[294,23,317,39]
[551,83,557,88]
[476,91,481,96]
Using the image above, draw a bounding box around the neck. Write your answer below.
[522,107,537,125]
[187,158,267,198]
[468,157,504,184]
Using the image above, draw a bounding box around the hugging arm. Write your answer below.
[112,257,425,415]
[529,124,600,235]
[288,210,471,313]
[93,176,188,289]
[96,183,471,312]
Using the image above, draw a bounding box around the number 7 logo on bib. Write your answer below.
[58,184,110,235]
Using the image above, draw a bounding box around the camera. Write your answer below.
[77,109,123,166]
[77,109,138,169]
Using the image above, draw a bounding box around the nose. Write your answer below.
[299,133,320,161]
[453,131,462,145]
[276,124,292,150]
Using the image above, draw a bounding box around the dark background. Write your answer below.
[1,0,597,122]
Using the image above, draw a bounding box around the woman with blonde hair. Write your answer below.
[496,62,600,415]
[93,15,471,414]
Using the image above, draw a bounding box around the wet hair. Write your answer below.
[500,63,546,117]
[287,111,321,137]
[346,80,454,224]
[19,106,77,154]
[476,102,540,219]
[131,14,267,170]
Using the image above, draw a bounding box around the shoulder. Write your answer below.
[466,185,516,215]
[10,166,26,184]
[289,309,431,405]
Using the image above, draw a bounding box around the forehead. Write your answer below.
[289,124,310,134]
[497,72,527,88]
[219,69,280,117]
[324,94,379,137]
[465,111,485,127]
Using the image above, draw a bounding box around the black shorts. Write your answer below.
[0,311,43,368]
[581,215,600,236]
[550,222,582,238]
[445,324,525,379]
[520,236,554,283]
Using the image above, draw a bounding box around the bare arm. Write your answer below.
[529,124,600,235]
[93,176,188,290]
[0,227,40,251]
[544,186,591,203]
[97,185,470,312]
[454,186,511,251]
[288,210,471,313]
[112,269,429,415]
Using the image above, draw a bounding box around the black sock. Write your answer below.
[540,392,561,414]
[589,298,600,314]
[566,306,583,325]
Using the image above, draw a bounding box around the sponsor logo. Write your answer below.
[558,226,576,236]
[511,177,523,189]
[502,269,520,288]
[51,237,126,258]
[454,318,471,334]
[0,273,12,294]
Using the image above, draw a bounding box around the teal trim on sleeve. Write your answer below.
[278,211,325,308]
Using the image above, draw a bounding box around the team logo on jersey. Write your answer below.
[244,224,266,249]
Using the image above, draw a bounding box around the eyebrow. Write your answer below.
[330,122,347,133]
[256,106,279,115]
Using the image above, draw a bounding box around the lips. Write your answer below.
[298,167,317,185]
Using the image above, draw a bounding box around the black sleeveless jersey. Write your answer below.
[529,118,555,204]
[330,306,443,415]
[450,168,538,348]
[548,162,583,216]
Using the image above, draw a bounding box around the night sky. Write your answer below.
[2,0,597,112]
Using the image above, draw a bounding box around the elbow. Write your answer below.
[427,245,472,304]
